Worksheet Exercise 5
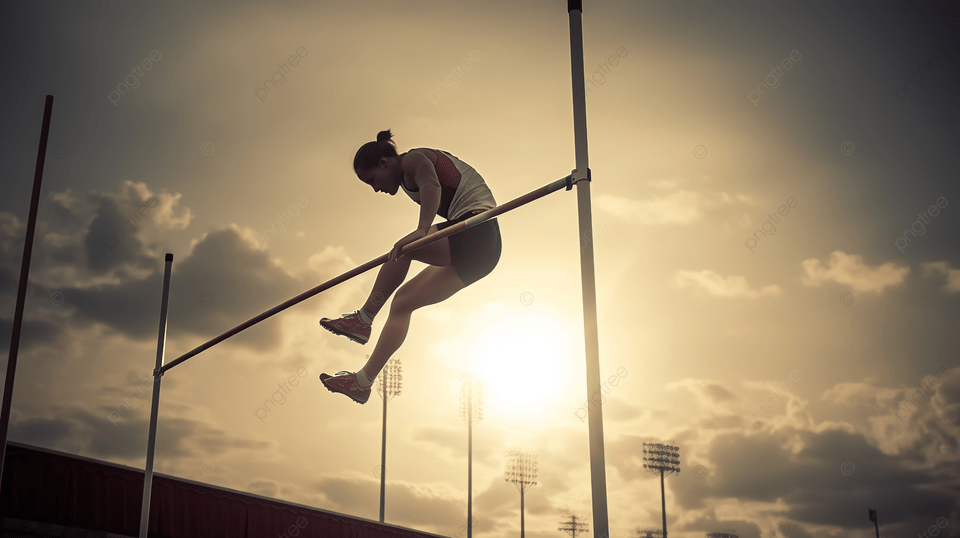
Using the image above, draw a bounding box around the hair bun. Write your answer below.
[376,129,394,143]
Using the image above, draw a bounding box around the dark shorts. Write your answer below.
[436,210,501,286]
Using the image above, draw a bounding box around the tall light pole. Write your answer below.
[0,95,53,496]
[558,511,590,538]
[868,508,880,538]
[459,373,483,538]
[504,450,538,537]
[376,356,401,523]
[642,441,681,538]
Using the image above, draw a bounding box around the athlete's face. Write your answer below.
[359,157,401,195]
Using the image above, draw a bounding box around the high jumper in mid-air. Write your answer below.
[319,129,501,404]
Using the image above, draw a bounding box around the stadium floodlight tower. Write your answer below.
[642,441,681,538]
[459,373,484,538]
[376,355,402,523]
[504,450,538,537]
[558,511,590,538]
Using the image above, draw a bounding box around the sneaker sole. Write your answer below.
[318,320,369,345]
[319,373,369,404]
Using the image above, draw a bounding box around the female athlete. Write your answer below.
[319,129,501,404]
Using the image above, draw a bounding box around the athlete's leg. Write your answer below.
[360,265,466,379]
[361,224,453,317]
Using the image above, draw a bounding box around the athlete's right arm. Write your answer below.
[406,151,441,234]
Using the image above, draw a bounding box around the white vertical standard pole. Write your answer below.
[139,252,173,538]
[567,1,609,537]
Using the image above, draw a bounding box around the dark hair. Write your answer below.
[353,129,399,178]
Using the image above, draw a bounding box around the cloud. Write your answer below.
[9,405,270,464]
[596,190,709,225]
[698,413,744,430]
[821,380,900,407]
[104,180,192,229]
[26,225,331,350]
[889,367,960,454]
[411,424,497,463]
[607,433,676,483]
[670,428,956,531]
[0,211,24,259]
[921,261,960,294]
[703,383,739,403]
[659,369,960,535]
[307,245,358,281]
[668,379,742,409]
[315,474,464,532]
[247,479,279,497]
[0,180,352,356]
[0,183,193,284]
[675,269,783,298]
[801,251,909,293]
[605,396,646,422]
[0,317,65,354]
[593,182,750,229]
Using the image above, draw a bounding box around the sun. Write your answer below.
[467,312,578,420]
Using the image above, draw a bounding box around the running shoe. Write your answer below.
[319,371,371,404]
[319,310,371,344]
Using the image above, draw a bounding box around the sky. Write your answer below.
[1,0,959,537]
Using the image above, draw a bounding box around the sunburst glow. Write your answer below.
[468,313,577,419]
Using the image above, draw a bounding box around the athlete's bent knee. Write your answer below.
[389,292,415,315]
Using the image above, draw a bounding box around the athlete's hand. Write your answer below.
[389,229,429,261]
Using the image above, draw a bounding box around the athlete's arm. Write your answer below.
[405,151,441,234]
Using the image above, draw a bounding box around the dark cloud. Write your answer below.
[8,416,77,450]
[84,195,152,275]
[23,226,326,352]
[9,406,270,465]
[698,413,744,430]
[0,316,65,354]
[0,264,19,300]
[314,474,463,533]
[0,212,25,267]
[672,513,765,538]
[704,382,738,403]
[474,474,516,529]
[667,428,959,534]
[247,479,279,497]
[607,433,679,483]
[605,396,646,422]
[3,183,331,355]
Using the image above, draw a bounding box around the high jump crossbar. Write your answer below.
[141,174,574,536]
[158,174,574,375]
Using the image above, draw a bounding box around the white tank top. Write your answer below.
[399,148,497,220]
